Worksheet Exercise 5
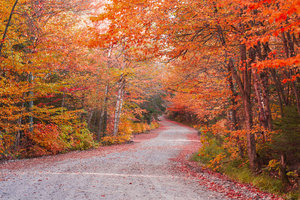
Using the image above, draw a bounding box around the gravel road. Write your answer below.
[0,119,277,200]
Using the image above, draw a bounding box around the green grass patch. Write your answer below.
[223,162,283,194]
[191,150,299,200]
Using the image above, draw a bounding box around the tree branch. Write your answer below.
[0,0,19,56]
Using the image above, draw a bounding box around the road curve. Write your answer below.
[0,119,268,200]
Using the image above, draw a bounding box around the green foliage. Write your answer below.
[138,94,166,123]
[190,125,297,198]
[59,123,96,151]
[272,106,300,165]
[192,146,285,195]
[223,163,284,194]
[0,131,15,159]
[196,137,226,164]
[20,122,96,158]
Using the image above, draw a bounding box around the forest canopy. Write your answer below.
[1,0,299,196]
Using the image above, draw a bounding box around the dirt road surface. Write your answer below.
[0,119,277,200]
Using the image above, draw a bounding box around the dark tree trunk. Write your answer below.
[254,42,273,130]
[242,45,258,172]
[97,84,109,141]
[280,153,290,190]
[228,59,244,159]
[216,24,244,159]
[0,0,19,56]
[28,72,34,133]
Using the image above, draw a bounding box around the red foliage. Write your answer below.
[23,124,66,157]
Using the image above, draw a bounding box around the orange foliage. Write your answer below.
[23,124,66,157]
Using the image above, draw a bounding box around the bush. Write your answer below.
[0,131,15,159]
[196,135,226,168]
[24,123,66,157]
[101,120,159,146]
[272,106,300,169]
[60,123,96,151]
[101,135,132,146]
[191,125,288,196]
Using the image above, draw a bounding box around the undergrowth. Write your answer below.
[191,139,299,200]
[101,121,159,146]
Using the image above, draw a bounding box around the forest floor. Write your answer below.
[0,118,279,200]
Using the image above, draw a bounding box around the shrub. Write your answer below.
[60,123,96,151]
[272,106,300,169]
[196,136,226,167]
[24,123,66,157]
[0,131,15,159]
[101,134,132,146]
[101,120,159,145]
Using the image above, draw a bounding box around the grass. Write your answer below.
[191,152,299,200]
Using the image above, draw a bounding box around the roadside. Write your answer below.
[1,119,280,200]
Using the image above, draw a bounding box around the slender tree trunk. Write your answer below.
[228,59,244,159]
[286,31,295,57]
[28,72,34,133]
[0,0,19,56]
[87,110,94,128]
[281,32,300,115]
[280,153,290,190]
[15,102,24,149]
[281,32,290,58]
[270,69,288,106]
[292,33,299,47]
[253,71,267,128]
[291,73,300,116]
[113,78,125,136]
[241,44,258,172]
[97,84,109,140]
[260,72,272,130]
[216,24,244,159]
[286,31,300,115]
[255,42,272,130]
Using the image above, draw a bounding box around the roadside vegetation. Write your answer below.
[1,0,299,199]
[170,110,299,199]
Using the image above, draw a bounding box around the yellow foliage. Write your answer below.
[101,120,159,145]
[101,135,132,146]
[0,133,15,159]
[208,153,226,171]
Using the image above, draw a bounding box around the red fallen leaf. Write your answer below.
[101,195,105,197]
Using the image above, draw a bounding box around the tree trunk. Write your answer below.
[87,110,94,129]
[253,71,267,127]
[113,78,125,136]
[260,72,272,130]
[270,69,288,116]
[281,32,290,58]
[255,42,272,130]
[0,0,19,56]
[281,32,300,115]
[291,73,300,116]
[228,59,244,159]
[28,72,34,133]
[280,153,290,190]
[241,44,258,172]
[216,24,244,159]
[97,84,109,141]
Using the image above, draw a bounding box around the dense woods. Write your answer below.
[1,0,299,197]
[0,0,164,158]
